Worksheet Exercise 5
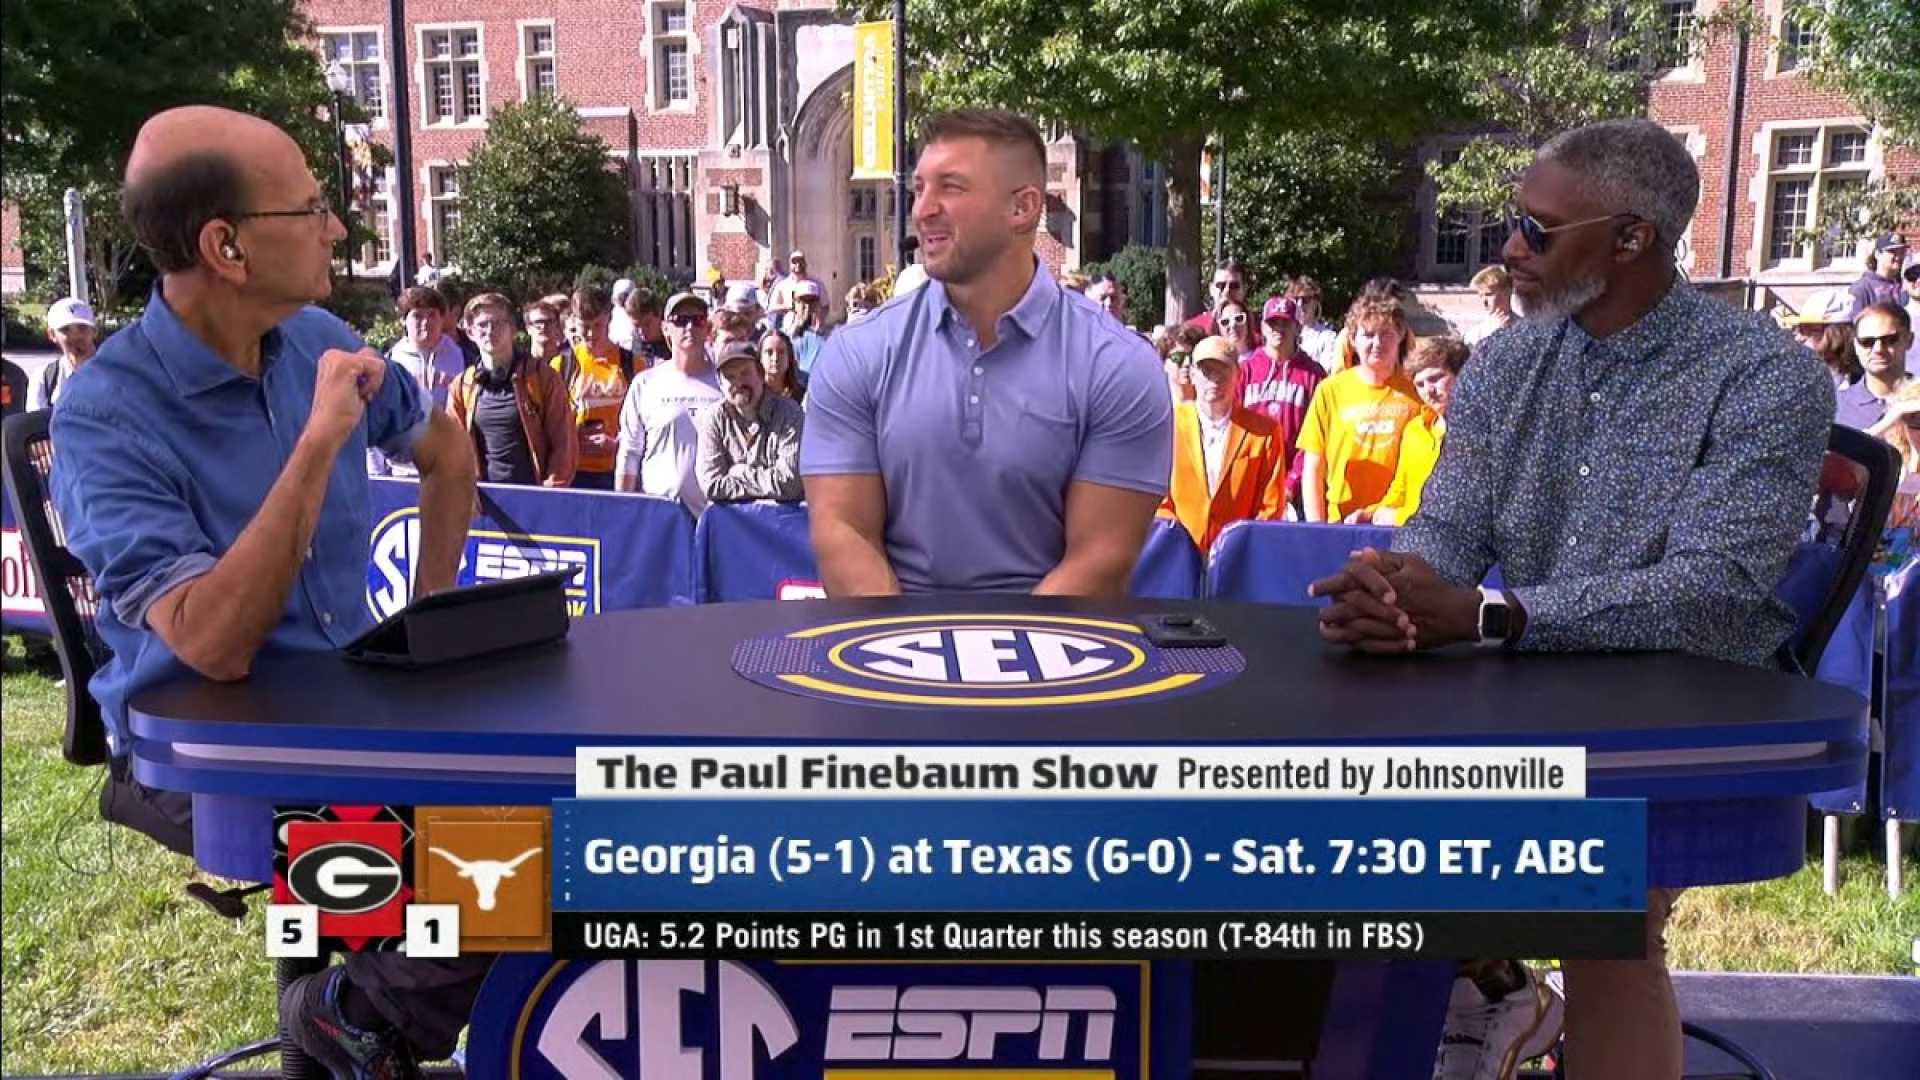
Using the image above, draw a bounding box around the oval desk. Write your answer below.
[128,596,1867,1079]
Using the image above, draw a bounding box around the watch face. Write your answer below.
[1480,599,1511,641]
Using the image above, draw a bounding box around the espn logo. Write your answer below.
[825,985,1117,1062]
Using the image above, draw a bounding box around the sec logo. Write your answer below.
[733,614,1244,709]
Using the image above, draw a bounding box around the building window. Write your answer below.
[1763,125,1873,269]
[421,27,485,125]
[858,236,878,284]
[1600,2,1695,73]
[651,3,693,108]
[321,30,385,120]
[521,23,556,100]
[361,168,394,267]
[428,165,462,261]
[636,154,696,277]
[1779,11,1818,71]
[1656,1,1697,69]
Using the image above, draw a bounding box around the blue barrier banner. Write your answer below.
[1881,564,1920,819]
[0,481,49,635]
[694,503,1204,603]
[464,954,1188,1080]
[1206,521,1395,604]
[365,479,697,619]
[552,798,1644,913]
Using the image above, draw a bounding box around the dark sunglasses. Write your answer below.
[1506,207,1644,255]
[1210,280,1239,291]
[1168,351,1192,367]
[668,312,709,328]
[1859,333,1906,349]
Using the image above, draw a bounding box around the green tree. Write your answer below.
[1223,128,1408,316]
[848,0,1533,321]
[1430,0,1760,223]
[1083,245,1166,330]
[448,96,632,299]
[1,0,344,313]
[1794,0,1920,245]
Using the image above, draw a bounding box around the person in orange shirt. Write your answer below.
[1157,336,1290,550]
[1352,336,1468,525]
[556,286,633,490]
[1296,294,1422,521]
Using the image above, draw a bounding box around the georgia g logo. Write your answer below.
[286,842,404,913]
[732,614,1244,710]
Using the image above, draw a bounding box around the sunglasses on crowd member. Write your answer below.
[1168,350,1193,367]
[1506,207,1644,255]
[1859,333,1907,350]
[668,312,709,328]
[1211,279,1240,291]
[1218,313,1248,328]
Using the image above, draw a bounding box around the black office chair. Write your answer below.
[1782,423,1901,675]
[2,409,313,1079]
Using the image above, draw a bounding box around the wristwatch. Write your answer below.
[1476,586,1512,648]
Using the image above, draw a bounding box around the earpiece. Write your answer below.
[221,242,243,261]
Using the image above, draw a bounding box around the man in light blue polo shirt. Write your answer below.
[52,106,481,1079]
[801,109,1172,595]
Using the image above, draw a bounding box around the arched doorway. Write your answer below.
[789,65,855,317]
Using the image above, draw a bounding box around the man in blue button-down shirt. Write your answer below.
[52,106,480,1078]
[801,110,1172,596]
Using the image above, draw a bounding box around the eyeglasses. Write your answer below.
[1506,206,1643,255]
[1218,314,1248,328]
[668,312,709,328]
[1858,333,1907,349]
[1168,351,1192,367]
[236,203,332,222]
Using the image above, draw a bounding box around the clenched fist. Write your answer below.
[306,348,387,450]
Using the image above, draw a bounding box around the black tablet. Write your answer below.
[342,567,577,668]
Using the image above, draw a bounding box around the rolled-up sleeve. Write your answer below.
[1073,337,1173,496]
[365,356,428,464]
[799,332,879,476]
[51,402,217,629]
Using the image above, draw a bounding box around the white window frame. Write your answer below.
[518,20,557,102]
[1749,118,1881,276]
[1414,138,1512,281]
[417,24,488,128]
[646,1,696,111]
[424,162,464,266]
[358,165,398,271]
[317,25,388,128]
[1596,1,1706,84]
[1768,0,1819,77]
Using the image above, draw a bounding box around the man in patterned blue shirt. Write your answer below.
[1313,120,1830,1079]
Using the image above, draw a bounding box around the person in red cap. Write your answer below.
[1239,295,1326,506]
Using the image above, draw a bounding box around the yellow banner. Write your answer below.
[852,20,895,180]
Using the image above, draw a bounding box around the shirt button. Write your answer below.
[1566,536,1578,547]
[320,611,334,626]
[973,366,984,375]
[1578,465,1591,477]
[304,545,314,560]
[968,395,980,404]
[1589,392,1602,404]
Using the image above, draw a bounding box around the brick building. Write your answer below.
[297,0,1162,311]
[1407,0,1919,329]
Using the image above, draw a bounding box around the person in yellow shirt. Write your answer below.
[1353,336,1468,525]
[1296,294,1422,521]
[556,286,633,490]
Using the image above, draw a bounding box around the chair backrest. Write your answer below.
[1786,423,1901,675]
[1,409,111,765]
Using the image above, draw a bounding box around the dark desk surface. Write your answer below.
[131,595,1863,756]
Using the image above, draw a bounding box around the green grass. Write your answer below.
[3,634,1918,1072]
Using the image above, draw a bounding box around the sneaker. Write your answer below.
[1432,963,1566,1080]
[279,967,423,1080]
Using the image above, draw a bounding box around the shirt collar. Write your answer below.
[927,257,1057,342]
[1583,276,1694,363]
[144,284,284,397]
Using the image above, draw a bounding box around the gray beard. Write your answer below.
[1515,270,1608,324]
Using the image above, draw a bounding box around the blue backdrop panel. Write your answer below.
[1880,564,1920,819]
[367,479,697,614]
[1205,521,1397,604]
[0,484,50,635]
[694,501,1203,602]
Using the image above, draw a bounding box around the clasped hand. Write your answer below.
[1307,547,1482,653]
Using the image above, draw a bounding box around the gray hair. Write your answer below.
[1536,119,1699,256]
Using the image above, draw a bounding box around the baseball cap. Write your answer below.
[48,297,96,330]
[1877,233,1909,253]
[794,280,823,301]
[1783,289,1851,327]
[1193,336,1242,366]
[724,283,761,310]
[1262,296,1300,325]
[789,249,807,262]
[715,340,759,369]
[611,278,635,303]
[663,291,709,318]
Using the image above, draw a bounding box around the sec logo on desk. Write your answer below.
[732,614,1244,709]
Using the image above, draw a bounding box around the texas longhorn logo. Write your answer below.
[413,807,552,950]
[732,613,1246,710]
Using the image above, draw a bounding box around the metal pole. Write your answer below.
[892,0,909,265]
[334,92,354,280]
[62,188,89,304]
[1213,136,1226,267]
[388,0,417,288]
